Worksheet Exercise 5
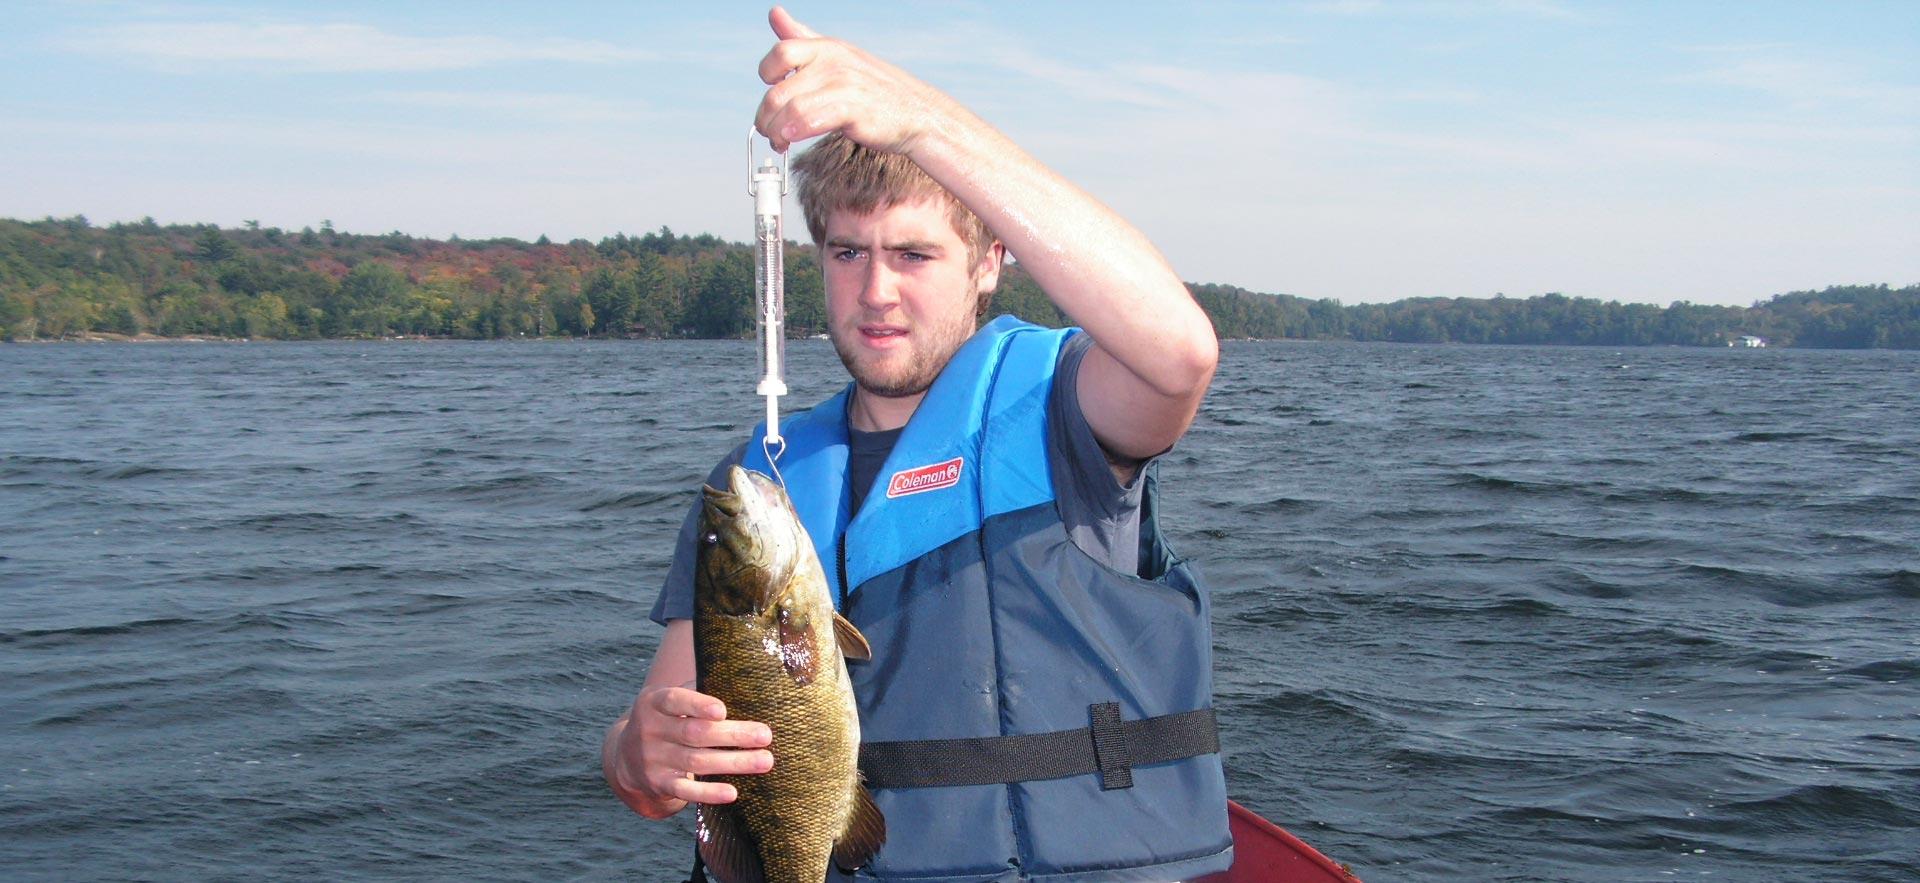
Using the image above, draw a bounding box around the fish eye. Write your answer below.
[702,532,719,546]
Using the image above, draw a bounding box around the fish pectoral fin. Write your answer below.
[777,616,820,686]
[696,803,767,883]
[833,612,872,661]
[831,782,887,872]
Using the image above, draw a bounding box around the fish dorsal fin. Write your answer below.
[831,782,887,872]
[696,803,766,883]
[776,605,820,686]
[833,612,871,661]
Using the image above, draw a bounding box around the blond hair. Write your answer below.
[792,134,999,313]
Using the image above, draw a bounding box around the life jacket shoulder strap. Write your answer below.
[857,705,1219,791]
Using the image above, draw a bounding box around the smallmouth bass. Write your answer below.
[694,466,884,883]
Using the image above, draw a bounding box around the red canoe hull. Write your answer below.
[1193,801,1359,883]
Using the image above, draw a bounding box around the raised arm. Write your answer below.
[754,7,1217,461]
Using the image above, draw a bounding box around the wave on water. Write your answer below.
[435,473,571,501]
[1235,494,1324,515]
[33,682,311,729]
[1,609,347,648]
[1431,425,1544,442]
[1876,568,1920,597]
[1541,567,1639,600]
[1708,783,1916,836]
[1224,688,1382,732]
[1,454,92,470]
[1595,485,1727,505]
[1834,658,1920,681]
[211,512,430,537]
[577,488,682,512]
[1653,561,1871,607]
[6,340,1918,881]
[81,463,201,481]
[1,616,202,646]
[1729,430,1835,443]
[1443,471,1585,496]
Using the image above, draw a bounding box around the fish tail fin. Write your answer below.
[831,783,886,872]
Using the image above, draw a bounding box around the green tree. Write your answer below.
[196,229,236,264]
[237,293,292,338]
[337,261,410,336]
[156,287,230,336]
[784,249,826,337]
[686,251,754,338]
[0,289,33,339]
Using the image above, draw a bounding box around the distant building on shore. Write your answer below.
[1729,335,1768,348]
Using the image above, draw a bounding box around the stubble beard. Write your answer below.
[830,316,974,400]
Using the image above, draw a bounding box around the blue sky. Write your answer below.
[3,1,1915,306]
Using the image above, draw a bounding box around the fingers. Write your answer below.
[681,745,776,778]
[650,743,775,805]
[756,80,838,153]
[664,775,738,806]
[647,744,775,807]
[677,714,775,751]
[642,687,773,747]
[642,684,725,721]
[759,7,827,84]
[626,686,775,807]
[756,7,847,150]
[769,6,822,41]
[751,15,942,157]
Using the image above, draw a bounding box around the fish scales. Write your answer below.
[697,613,858,879]
[693,466,882,883]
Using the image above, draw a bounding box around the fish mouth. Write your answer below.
[701,483,745,520]
[726,465,792,513]
[698,469,793,616]
[698,466,800,572]
[701,467,788,522]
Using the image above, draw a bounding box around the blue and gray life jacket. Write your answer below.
[742,316,1231,882]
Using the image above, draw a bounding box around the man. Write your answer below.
[604,7,1229,880]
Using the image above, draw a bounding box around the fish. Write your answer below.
[693,465,885,883]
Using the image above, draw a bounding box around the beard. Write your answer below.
[829,316,975,400]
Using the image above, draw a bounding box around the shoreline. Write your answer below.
[5,332,553,344]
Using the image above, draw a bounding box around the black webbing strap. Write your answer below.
[858,705,1218,791]
[1088,702,1133,790]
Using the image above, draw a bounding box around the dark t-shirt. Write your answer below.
[648,334,1150,624]
[846,425,904,516]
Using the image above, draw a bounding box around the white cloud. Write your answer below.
[365,91,646,126]
[61,21,650,72]
[959,42,1914,304]
[1299,0,1588,22]
[1684,51,1920,115]
[1371,87,1486,105]
[0,108,740,243]
[1200,33,1309,50]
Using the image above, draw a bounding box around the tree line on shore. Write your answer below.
[3,215,1914,348]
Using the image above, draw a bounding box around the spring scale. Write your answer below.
[748,133,790,465]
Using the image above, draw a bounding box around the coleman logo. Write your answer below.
[886,457,964,498]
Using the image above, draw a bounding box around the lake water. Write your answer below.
[2,338,1916,881]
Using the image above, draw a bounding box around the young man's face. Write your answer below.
[820,197,999,400]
